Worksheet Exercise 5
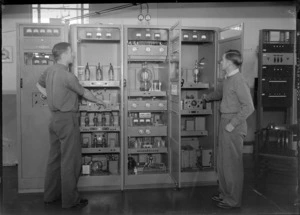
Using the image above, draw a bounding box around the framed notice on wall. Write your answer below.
[2,46,13,63]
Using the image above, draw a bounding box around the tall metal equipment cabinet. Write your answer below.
[256,29,295,130]
[255,29,296,184]
[17,23,68,192]
[70,24,124,190]
[124,25,173,188]
[169,23,244,188]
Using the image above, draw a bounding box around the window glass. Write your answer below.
[32,9,38,23]
[32,4,88,24]
[83,10,89,24]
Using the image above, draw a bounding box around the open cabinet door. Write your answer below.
[169,21,182,188]
[218,23,244,78]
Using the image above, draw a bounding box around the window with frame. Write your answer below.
[32,4,89,24]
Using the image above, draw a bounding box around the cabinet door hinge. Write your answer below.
[20,78,23,88]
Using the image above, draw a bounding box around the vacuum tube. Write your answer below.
[139,63,152,91]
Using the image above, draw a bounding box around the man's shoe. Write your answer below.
[216,201,239,209]
[70,199,88,209]
[211,193,223,202]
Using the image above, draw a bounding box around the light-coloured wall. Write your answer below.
[2,5,31,94]
[2,5,31,165]
[1,2,296,164]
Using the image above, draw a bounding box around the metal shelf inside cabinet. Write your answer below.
[129,109,166,112]
[82,147,120,154]
[79,105,120,112]
[129,170,168,175]
[181,130,208,136]
[181,82,209,89]
[128,101,167,111]
[128,147,168,154]
[127,57,167,62]
[78,39,120,43]
[182,41,213,44]
[181,109,212,115]
[79,81,120,87]
[129,91,167,97]
[128,126,168,136]
[80,126,121,132]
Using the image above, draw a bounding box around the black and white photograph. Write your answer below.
[1,0,300,214]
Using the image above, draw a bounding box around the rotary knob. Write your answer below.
[158,103,164,108]
[191,100,197,106]
[159,47,164,52]
[138,129,144,134]
[132,47,137,52]
[145,103,151,108]
[145,129,151,134]
[146,47,151,52]
[132,103,137,108]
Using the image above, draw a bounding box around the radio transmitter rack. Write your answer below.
[257,29,295,131]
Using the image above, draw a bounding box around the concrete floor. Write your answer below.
[2,155,299,215]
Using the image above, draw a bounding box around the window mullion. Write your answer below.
[38,4,41,23]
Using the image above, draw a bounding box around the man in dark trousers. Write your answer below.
[36,42,105,209]
[203,50,254,209]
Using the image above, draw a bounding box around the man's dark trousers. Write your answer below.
[44,112,81,208]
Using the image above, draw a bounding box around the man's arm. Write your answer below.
[82,89,106,107]
[202,82,223,102]
[65,73,105,107]
[36,82,47,98]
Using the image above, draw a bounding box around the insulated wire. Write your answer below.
[64,3,141,22]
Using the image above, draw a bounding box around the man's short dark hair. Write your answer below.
[52,42,71,61]
[225,49,243,67]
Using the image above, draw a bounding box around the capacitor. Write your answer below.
[96,134,102,148]
[97,113,102,126]
[96,62,103,81]
[102,113,106,126]
[88,113,94,127]
[105,113,110,126]
[110,112,114,126]
[108,63,114,81]
[202,99,207,110]
[193,60,200,83]
[92,134,97,148]
[102,134,107,147]
[93,113,98,126]
[85,62,90,81]
[85,114,89,127]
